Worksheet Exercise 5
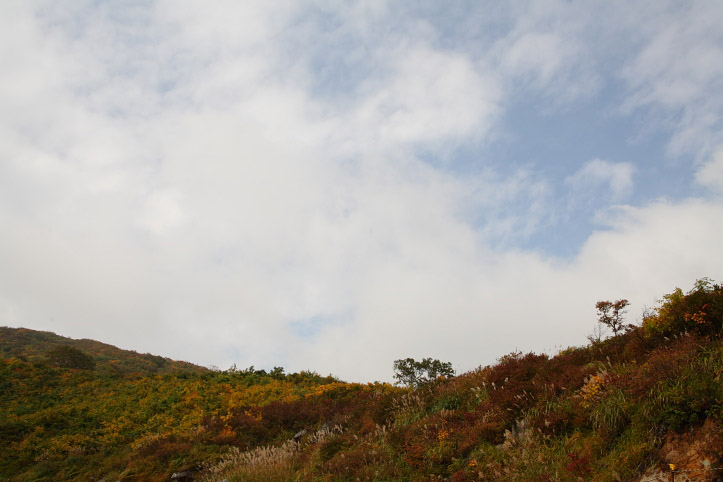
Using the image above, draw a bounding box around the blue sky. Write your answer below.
[1,1,722,381]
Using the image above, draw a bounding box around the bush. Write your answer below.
[643,278,723,338]
[46,346,96,370]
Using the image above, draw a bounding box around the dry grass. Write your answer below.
[200,423,344,481]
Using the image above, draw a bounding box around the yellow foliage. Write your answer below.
[579,371,607,408]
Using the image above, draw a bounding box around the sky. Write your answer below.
[1,1,722,382]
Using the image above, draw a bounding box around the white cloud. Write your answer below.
[565,159,635,201]
[0,2,722,383]
[351,46,501,148]
[283,196,723,381]
[696,147,723,192]
[136,189,187,236]
[577,199,723,301]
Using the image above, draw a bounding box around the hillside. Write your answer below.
[1,279,721,481]
[0,327,208,375]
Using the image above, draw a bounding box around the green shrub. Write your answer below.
[643,278,723,338]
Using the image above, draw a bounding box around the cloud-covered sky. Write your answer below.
[1,1,722,382]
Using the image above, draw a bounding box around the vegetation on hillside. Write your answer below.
[1,279,721,481]
[0,327,208,375]
[0,354,363,480]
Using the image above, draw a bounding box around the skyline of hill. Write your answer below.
[0,326,208,376]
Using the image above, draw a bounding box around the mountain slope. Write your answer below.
[0,279,721,481]
[0,327,207,375]
[200,279,723,482]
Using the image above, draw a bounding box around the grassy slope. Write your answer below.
[203,333,722,482]
[203,280,723,482]
[0,356,358,481]
[1,280,721,481]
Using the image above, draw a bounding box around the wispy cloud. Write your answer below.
[618,1,723,160]
[565,159,635,201]
[696,147,723,192]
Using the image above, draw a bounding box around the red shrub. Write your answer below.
[486,352,547,418]
[400,442,426,469]
[565,452,591,477]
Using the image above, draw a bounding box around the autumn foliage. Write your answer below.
[1,279,722,481]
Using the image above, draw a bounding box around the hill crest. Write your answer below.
[0,326,208,375]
